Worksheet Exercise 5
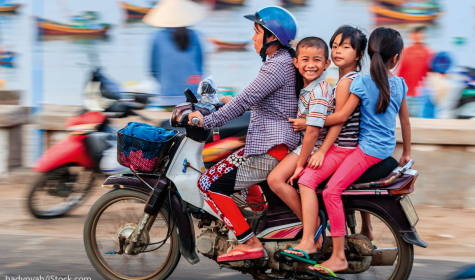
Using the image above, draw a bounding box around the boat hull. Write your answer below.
[207,38,249,49]
[36,18,109,35]
[211,0,245,6]
[282,0,306,5]
[119,2,150,19]
[0,4,21,13]
[370,5,437,22]
[0,52,17,65]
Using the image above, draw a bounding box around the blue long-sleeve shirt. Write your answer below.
[150,28,204,106]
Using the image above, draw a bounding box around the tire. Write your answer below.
[343,207,414,280]
[27,166,94,219]
[84,189,181,280]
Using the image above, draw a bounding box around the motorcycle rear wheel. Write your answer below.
[337,207,414,280]
[27,166,94,219]
[84,189,181,280]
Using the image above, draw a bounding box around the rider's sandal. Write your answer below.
[280,211,327,265]
[371,241,377,250]
[305,264,345,280]
[217,248,266,263]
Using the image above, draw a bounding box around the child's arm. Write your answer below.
[287,126,321,185]
[323,93,360,126]
[287,83,332,185]
[308,78,353,169]
[398,98,411,166]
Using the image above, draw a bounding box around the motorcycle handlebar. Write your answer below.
[192,117,200,125]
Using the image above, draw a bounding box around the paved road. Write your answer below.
[2,175,474,280]
[1,233,472,280]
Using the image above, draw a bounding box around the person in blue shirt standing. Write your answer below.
[143,0,206,106]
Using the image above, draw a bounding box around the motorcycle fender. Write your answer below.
[33,135,95,172]
[343,195,428,248]
[102,174,200,265]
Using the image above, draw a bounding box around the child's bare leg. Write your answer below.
[309,236,348,273]
[359,212,374,241]
[285,184,322,256]
[268,153,302,220]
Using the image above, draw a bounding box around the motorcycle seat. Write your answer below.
[315,157,400,190]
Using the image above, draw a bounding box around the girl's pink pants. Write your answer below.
[323,146,382,236]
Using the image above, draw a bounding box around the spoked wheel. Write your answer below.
[84,189,180,280]
[27,166,94,218]
[332,208,414,280]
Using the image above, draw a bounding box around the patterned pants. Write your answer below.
[198,147,283,243]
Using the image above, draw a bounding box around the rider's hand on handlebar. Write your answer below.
[308,151,325,169]
[289,118,307,131]
[220,96,232,104]
[188,111,204,127]
[287,165,304,186]
[398,154,411,167]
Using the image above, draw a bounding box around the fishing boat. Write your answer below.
[119,2,151,19]
[209,0,245,6]
[0,51,17,65]
[207,37,249,50]
[0,3,20,12]
[370,5,438,22]
[36,17,110,35]
[281,0,306,6]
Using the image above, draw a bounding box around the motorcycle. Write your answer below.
[83,89,427,280]
[455,66,475,119]
[27,68,150,219]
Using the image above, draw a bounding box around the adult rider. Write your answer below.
[187,7,300,262]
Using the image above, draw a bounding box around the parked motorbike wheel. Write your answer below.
[337,207,414,280]
[27,165,94,219]
[84,189,181,280]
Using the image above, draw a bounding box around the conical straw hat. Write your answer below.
[143,0,207,28]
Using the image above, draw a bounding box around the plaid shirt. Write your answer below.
[203,49,299,157]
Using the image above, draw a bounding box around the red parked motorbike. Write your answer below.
[27,68,150,218]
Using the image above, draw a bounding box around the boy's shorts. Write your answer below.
[298,145,354,191]
[292,144,319,156]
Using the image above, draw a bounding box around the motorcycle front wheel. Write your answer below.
[27,165,94,218]
[83,189,181,280]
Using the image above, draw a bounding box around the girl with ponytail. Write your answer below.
[306,27,412,277]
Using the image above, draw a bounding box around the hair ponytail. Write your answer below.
[370,51,390,114]
[368,27,404,114]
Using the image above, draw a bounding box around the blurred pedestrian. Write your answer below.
[397,26,433,117]
[143,0,206,106]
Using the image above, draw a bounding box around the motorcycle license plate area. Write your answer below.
[400,195,419,227]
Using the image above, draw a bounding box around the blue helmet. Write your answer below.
[245,6,298,61]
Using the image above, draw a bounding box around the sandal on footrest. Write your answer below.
[306,265,345,280]
[280,211,327,265]
[217,248,265,263]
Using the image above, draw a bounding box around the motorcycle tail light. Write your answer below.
[390,174,418,196]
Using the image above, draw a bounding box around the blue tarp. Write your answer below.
[121,122,176,160]
[123,122,176,142]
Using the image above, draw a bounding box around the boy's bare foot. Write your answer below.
[284,239,317,256]
[309,255,348,275]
